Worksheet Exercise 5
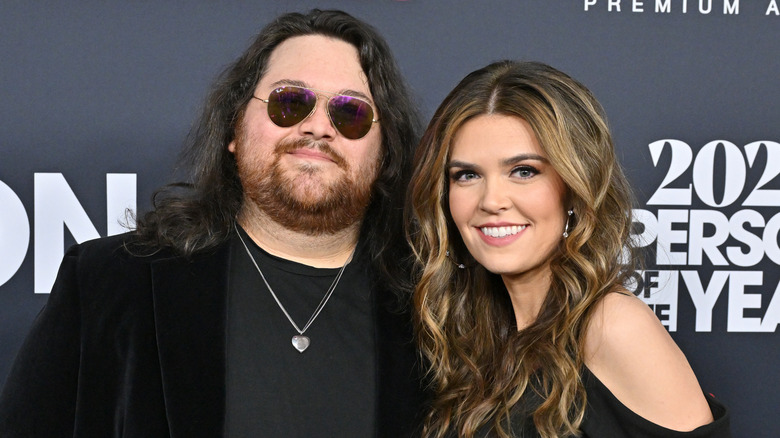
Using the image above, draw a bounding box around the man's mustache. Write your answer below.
[275,138,348,169]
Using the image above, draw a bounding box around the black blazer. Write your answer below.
[0,234,425,437]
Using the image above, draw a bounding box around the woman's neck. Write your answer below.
[502,266,553,330]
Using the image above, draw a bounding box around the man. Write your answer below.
[0,10,424,437]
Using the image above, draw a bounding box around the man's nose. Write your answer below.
[297,96,337,140]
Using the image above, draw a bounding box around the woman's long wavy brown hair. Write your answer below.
[407,61,639,437]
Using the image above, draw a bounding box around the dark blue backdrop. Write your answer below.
[2,1,778,436]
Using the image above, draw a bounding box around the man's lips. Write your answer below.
[275,138,347,168]
[287,148,336,162]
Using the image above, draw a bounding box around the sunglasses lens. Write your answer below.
[267,87,316,127]
[328,95,375,139]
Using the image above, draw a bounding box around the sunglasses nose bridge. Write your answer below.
[295,90,327,119]
[299,92,339,138]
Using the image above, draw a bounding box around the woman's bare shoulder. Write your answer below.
[582,291,714,431]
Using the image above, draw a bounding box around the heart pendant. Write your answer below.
[292,335,310,353]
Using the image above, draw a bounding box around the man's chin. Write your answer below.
[284,170,342,193]
[286,191,332,208]
[280,153,340,174]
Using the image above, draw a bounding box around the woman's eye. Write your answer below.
[511,166,537,179]
[451,170,479,182]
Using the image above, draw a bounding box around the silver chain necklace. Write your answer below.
[235,224,352,353]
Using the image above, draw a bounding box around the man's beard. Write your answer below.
[234,135,379,235]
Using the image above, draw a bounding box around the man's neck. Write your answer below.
[237,208,360,269]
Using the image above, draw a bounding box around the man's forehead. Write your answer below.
[259,35,371,96]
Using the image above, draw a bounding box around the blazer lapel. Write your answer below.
[151,243,231,438]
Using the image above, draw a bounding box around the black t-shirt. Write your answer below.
[226,227,377,437]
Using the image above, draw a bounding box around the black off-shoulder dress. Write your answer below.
[469,367,730,437]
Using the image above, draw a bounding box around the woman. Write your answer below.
[407,61,730,437]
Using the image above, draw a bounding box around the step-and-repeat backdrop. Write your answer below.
[1,1,778,435]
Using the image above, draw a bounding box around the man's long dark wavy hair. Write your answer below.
[134,9,420,292]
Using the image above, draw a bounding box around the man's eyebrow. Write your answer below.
[268,79,373,103]
[269,79,308,89]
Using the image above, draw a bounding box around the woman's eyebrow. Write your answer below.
[501,153,549,166]
[446,160,476,170]
[447,154,549,170]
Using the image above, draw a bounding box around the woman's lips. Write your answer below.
[476,224,527,246]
